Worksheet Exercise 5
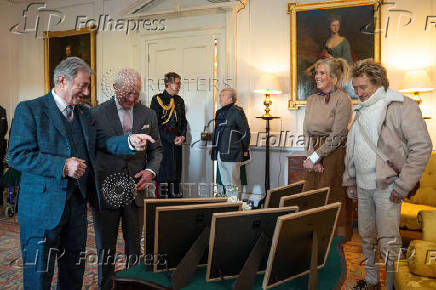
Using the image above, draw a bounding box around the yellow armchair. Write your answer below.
[400,151,436,242]
[394,209,436,289]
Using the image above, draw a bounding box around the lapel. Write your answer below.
[46,92,69,141]
[76,105,90,149]
[108,97,124,135]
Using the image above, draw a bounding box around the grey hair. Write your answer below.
[53,57,93,85]
[114,68,141,88]
[221,88,237,103]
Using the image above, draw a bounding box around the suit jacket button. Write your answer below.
[66,146,70,150]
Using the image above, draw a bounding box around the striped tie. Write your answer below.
[66,105,73,122]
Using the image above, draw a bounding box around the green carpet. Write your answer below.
[116,237,345,289]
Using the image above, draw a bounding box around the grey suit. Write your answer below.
[91,98,162,289]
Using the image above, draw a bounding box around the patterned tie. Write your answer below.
[66,105,74,122]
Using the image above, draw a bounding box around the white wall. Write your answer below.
[1,0,435,193]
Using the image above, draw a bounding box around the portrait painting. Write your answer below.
[44,27,96,106]
[288,0,381,109]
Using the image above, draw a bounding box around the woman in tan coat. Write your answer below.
[303,57,353,241]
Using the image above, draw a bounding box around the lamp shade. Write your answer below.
[399,70,434,93]
[254,73,282,94]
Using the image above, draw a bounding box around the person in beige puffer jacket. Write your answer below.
[342,59,432,290]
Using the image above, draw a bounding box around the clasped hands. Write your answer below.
[303,158,324,173]
[174,136,185,146]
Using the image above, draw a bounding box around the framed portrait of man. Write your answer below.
[43,27,96,106]
[288,0,382,109]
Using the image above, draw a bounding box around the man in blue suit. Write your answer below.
[8,57,152,290]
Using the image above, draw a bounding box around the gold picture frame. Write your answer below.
[43,27,96,106]
[288,0,382,109]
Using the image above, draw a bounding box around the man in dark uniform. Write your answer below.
[150,72,187,197]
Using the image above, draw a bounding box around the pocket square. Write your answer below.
[142,124,150,129]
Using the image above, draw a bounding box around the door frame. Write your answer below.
[139,28,226,106]
[138,28,226,185]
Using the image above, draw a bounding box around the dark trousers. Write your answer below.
[20,190,87,290]
[157,141,182,198]
[92,202,141,290]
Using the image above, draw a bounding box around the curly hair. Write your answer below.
[352,59,389,89]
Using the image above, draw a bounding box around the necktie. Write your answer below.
[66,105,74,122]
[121,108,132,134]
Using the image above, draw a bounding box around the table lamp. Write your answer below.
[399,70,434,105]
[254,73,282,117]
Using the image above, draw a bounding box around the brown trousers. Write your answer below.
[303,139,353,241]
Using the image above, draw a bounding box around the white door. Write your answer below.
[146,33,221,196]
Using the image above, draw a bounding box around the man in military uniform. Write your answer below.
[150,72,187,197]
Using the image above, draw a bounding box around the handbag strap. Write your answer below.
[355,112,396,169]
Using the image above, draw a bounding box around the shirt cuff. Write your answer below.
[145,168,156,177]
[128,135,135,150]
[307,151,320,163]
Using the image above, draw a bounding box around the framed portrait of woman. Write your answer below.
[288,0,382,109]
[43,27,96,106]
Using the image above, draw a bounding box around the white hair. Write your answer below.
[114,68,141,88]
[221,87,237,103]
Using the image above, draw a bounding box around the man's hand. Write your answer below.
[134,170,154,191]
[346,186,358,200]
[129,134,155,151]
[303,158,315,170]
[390,189,404,203]
[174,136,185,146]
[64,157,87,179]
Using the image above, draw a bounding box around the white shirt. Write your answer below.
[115,97,133,133]
[52,89,74,120]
